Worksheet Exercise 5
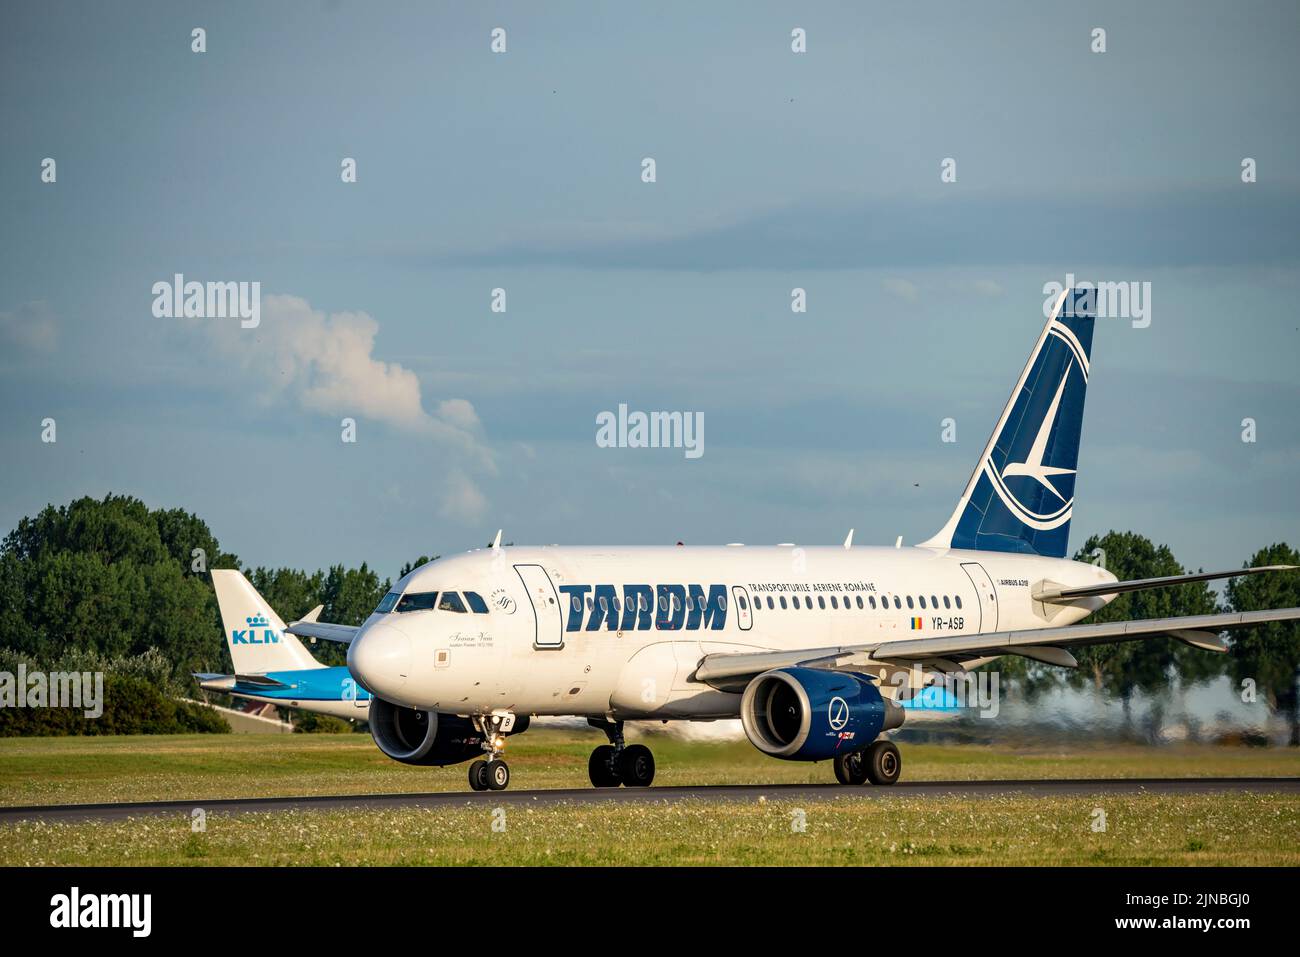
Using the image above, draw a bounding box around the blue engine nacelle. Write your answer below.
[740,667,904,761]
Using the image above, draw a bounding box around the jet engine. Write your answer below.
[368,698,529,766]
[740,667,904,761]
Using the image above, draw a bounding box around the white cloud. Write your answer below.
[973,278,1003,297]
[440,470,488,521]
[206,293,495,480]
[883,278,919,302]
[0,301,58,352]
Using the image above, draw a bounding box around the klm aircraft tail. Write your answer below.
[211,569,323,674]
[921,287,1096,559]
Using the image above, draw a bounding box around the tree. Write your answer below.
[320,563,389,626]
[1226,544,1300,745]
[1070,531,1220,736]
[399,555,438,578]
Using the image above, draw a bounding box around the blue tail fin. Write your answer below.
[921,287,1096,559]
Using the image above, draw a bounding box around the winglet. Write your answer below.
[843,529,854,549]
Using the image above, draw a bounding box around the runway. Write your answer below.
[2,777,1296,824]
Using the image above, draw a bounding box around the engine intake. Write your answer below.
[368,698,528,766]
[740,667,903,761]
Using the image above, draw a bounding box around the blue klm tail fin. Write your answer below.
[921,287,1096,559]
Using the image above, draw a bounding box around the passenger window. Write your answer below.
[857,595,864,609]
[830,596,838,609]
[739,595,748,610]
[767,596,775,609]
[943,595,951,609]
[931,595,939,608]
[376,591,401,614]
[718,594,728,611]
[686,596,695,612]
[893,596,901,609]
[779,596,788,609]
[464,591,489,614]
[919,596,927,609]
[438,592,468,613]
[818,596,826,609]
[572,595,582,613]
[955,595,963,609]
[906,596,914,609]
[396,591,439,613]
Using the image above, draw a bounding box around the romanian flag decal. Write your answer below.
[910,617,923,630]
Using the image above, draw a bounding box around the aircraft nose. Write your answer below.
[347,622,411,697]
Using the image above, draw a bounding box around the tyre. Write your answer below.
[588,745,621,787]
[617,744,655,787]
[833,749,869,785]
[485,759,510,791]
[865,740,901,785]
[468,759,489,791]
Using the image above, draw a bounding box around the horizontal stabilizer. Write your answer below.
[1034,564,1296,603]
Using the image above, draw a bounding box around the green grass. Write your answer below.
[2,730,1299,808]
[2,793,1296,866]
[2,732,1297,865]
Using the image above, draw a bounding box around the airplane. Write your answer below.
[268,286,1297,792]
[194,570,372,722]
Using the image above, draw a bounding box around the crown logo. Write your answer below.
[246,614,269,627]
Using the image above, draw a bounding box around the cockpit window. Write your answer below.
[375,591,401,614]
[464,591,489,614]
[396,591,439,613]
[438,592,468,613]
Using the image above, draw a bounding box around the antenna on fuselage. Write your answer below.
[843,529,854,549]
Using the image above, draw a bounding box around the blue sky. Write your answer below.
[1,1,1297,579]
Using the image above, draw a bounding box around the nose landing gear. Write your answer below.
[587,718,655,788]
[468,713,515,791]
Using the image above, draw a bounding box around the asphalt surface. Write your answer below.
[2,777,1296,823]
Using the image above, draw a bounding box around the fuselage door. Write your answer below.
[514,564,564,649]
[731,586,753,631]
[960,562,999,633]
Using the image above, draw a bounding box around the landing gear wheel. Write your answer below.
[588,745,621,787]
[468,759,489,791]
[485,759,510,791]
[865,740,901,786]
[833,749,870,785]
[617,744,655,787]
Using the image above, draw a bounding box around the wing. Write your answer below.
[284,621,360,644]
[1034,564,1295,602]
[692,606,1300,691]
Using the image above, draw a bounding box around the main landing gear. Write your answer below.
[587,718,655,788]
[834,739,901,786]
[468,713,514,791]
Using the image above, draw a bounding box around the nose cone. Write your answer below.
[348,622,411,699]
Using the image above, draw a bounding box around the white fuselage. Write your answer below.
[346,544,1117,720]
